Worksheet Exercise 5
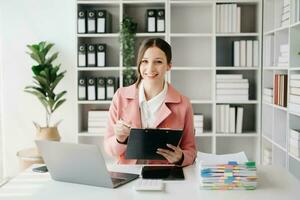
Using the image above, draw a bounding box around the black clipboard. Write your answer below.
[125,128,183,160]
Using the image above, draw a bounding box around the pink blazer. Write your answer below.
[103,83,197,166]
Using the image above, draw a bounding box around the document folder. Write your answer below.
[125,128,183,160]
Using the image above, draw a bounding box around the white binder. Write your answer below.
[87,11,96,33]
[87,78,96,100]
[78,10,86,33]
[87,44,96,66]
[78,45,86,67]
[78,78,86,100]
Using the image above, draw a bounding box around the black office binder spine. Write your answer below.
[87,10,96,33]
[106,77,115,100]
[156,9,165,33]
[96,44,106,67]
[96,10,106,33]
[96,77,106,100]
[77,9,86,33]
[146,9,156,32]
[78,44,86,67]
[87,77,96,100]
[87,44,96,67]
[106,11,112,33]
[78,77,87,100]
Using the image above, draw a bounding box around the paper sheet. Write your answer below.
[196,151,248,165]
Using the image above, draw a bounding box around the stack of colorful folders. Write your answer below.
[200,161,257,190]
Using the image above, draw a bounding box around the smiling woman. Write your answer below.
[104,38,197,167]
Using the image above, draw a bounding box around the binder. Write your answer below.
[78,78,87,100]
[87,44,96,67]
[96,77,106,100]
[96,10,112,33]
[146,9,156,32]
[77,9,86,33]
[156,9,165,32]
[96,44,106,67]
[106,77,115,100]
[87,77,96,101]
[87,10,96,33]
[78,44,86,67]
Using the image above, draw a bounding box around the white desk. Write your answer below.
[0,164,299,200]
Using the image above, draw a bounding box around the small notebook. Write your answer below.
[125,128,183,160]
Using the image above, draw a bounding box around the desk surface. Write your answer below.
[0,164,299,200]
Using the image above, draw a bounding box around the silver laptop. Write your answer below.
[35,140,139,188]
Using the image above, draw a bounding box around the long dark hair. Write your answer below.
[135,38,172,87]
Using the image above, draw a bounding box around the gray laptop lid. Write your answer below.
[35,140,135,188]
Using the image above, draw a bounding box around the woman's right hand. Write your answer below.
[114,119,131,143]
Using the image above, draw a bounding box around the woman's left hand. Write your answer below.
[156,144,183,164]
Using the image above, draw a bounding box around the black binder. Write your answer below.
[96,77,106,100]
[87,10,96,33]
[78,44,86,67]
[87,77,96,100]
[96,10,112,33]
[125,128,183,160]
[146,9,156,32]
[77,9,86,33]
[106,77,115,100]
[78,77,87,100]
[87,44,96,67]
[96,44,106,67]
[156,9,165,32]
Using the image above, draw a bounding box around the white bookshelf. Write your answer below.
[76,0,262,164]
[262,0,300,180]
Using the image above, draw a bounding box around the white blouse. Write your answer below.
[138,80,168,128]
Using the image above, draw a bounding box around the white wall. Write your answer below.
[0,0,77,177]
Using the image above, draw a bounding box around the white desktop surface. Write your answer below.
[0,164,299,200]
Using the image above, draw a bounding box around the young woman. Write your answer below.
[104,38,196,166]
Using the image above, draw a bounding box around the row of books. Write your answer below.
[216,74,249,101]
[293,0,300,23]
[277,44,289,66]
[199,161,257,190]
[264,35,274,67]
[216,4,241,33]
[88,110,109,133]
[78,77,118,101]
[274,74,288,107]
[78,44,106,67]
[290,74,300,113]
[281,0,290,27]
[233,40,259,67]
[263,148,272,165]
[216,104,244,134]
[146,9,165,33]
[290,129,300,158]
[194,114,204,134]
[78,9,112,34]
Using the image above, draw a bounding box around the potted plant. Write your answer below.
[120,16,138,86]
[25,41,66,141]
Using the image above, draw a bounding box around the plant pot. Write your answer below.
[36,127,61,141]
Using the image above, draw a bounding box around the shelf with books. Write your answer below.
[77,67,121,71]
[216,33,259,37]
[77,33,120,38]
[216,37,259,67]
[215,103,258,134]
[193,104,213,134]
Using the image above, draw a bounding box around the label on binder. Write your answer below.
[88,78,96,100]
[87,45,96,66]
[78,78,86,100]
[87,11,96,33]
[97,78,106,100]
[157,10,165,32]
[78,10,86,33]
[78,45,86,67]
[97,44,106,67]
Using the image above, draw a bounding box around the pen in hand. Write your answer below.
[119,118,131,129]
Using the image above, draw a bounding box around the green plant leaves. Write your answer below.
[25,41,67,127]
